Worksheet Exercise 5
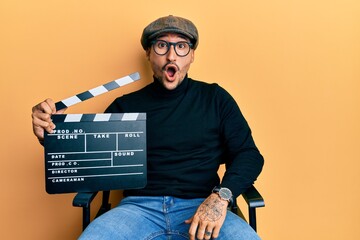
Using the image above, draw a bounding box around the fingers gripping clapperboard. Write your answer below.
[44,72,147,194]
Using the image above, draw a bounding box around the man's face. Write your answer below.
[146,33,195,91]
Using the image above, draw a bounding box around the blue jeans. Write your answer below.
[79,196,260,240]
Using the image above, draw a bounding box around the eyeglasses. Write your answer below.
[151,40,193,57]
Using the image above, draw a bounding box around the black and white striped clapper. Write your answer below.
[44,113,147,194]
[55,72,140,111]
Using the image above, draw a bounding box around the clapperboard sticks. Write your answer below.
[55,72,140,111]
[52,112,146,122]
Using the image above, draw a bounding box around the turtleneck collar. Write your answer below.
[150,74,189,98]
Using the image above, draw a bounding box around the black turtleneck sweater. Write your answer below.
[105,76,264,199]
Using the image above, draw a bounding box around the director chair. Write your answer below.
[73,184,265,232]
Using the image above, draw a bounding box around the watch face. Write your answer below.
[219,188,232,201]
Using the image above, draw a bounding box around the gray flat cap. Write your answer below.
[141,15,199,50]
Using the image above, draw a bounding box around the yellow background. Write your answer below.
[1,0,359,239]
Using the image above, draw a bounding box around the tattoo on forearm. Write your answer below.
[198,195,225,221]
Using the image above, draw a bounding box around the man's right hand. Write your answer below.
[31,98,67,141]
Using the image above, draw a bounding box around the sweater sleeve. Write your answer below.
[216,85,264,198]
[104,97,124,113]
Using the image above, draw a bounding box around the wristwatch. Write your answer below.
[212,186,233,206]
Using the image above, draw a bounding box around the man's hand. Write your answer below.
[185,193,228,240]
[31,98,66,141]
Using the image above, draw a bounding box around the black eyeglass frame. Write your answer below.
[150,40,194,57]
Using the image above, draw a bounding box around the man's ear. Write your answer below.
[146,49,151,60]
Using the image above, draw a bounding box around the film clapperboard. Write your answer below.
[44,72,147,194]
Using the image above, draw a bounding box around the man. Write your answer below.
[32,15,264,240]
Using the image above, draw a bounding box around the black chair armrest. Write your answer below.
[73,192,98,230]
[73,192,98,208]
[73,191,111,231]
[241,185,265,232]
[242,185,265,208]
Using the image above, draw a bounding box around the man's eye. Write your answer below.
[158,42,167,48]
[177,43,185,49]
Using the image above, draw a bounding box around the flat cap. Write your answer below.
[141,15,199,50]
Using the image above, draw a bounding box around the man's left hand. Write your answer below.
[185,193,228,240]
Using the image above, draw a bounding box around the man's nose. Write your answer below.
[166,45,177,61]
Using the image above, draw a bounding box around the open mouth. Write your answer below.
[167,67,176,77]
[163,64,179,79]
